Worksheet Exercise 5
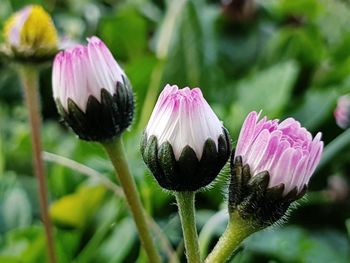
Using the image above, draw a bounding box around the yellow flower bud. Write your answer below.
[2,5,58,62]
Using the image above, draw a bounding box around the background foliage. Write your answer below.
[0,0,349,262]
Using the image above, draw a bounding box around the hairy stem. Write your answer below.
[175,191,201,263]
[102,137,161,263]
[204,212,258,263]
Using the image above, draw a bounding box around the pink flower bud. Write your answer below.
[52,36,134,141]
[141,85,231,191]
[52,36,126,112]
[235,111,323,195]
[334,95,350,129]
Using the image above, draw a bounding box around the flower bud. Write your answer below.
[141,85,231,191]
[52,36,134,142]
[229,111,323,227]
[2,5,58,62]
[334,94,350,129]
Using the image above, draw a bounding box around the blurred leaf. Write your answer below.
[263,27,326,67]
[316,0,350,46]
[75,198,122,263]
[199,210,227,258]
[0,256,20,263]
[161,0,219,90]
[2,187,32,231]
[260,0,324,21]
[316,128,350,172]
[346,219,350,238]
[55,228,82,263]
[155,0,187,59]
[229,61,299,134]
[0,226,46,263]
[0,134,4,175]
[243,226,349,263]
[292,88,338,131]
[125,55,157,111]
[99,6,148,61]
[95,218,137,263]
[50,184,106,228]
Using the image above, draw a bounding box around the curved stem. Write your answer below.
[175,191,201,263]
[204,212,258,263]
[19,66,57,263]
[102,137,161,263]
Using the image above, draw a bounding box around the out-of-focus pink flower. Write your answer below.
[235,111,323,195]
[52,36,125,112]
[334,95,350,129]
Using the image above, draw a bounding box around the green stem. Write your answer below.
[175,191,200,263]
[18,65,57,263]
[102,137,161,263]
[204,212,258,263]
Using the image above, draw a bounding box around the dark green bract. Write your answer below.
[229,156,307,228]
[141,128,231,191]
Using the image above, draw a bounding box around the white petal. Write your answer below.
[146,86,223,160]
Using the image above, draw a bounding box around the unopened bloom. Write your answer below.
[229,111,323,226]
[141,85,231,191]
[52,36,134,142]
[2,5,58,61]
[334,95,350,129]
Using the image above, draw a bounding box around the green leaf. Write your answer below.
[0,226,46,263]
[244,226,349,263]
[260,0,324,21]
[50,184,106,228]
[2,187,32,231]
[0,132,4,174]
[263,27,326,67]
[0,256,20,263]
[99,6,148,61]
[292,88,338,131]
[346,219,350,238]
[95,218,137,263]
[229,61,299,134]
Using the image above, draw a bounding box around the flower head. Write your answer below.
[2,5,58,61]
[235,111,323,194]
[334,95,350,129]
[52,36,134,142]
[141,85,231,191]
[229,111,323,227]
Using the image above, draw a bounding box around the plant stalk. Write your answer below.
[19,65,57,263]
[175,191,201,263]
[102,137,161,263]
[204,212,258,263]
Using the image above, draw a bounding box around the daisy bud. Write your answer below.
[334,95,350,129]
[141,85,231,191]
[2,5,58,62]
[52,36,134,142]
[229,111,323,227]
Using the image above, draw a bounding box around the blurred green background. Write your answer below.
[0,0,350,262]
